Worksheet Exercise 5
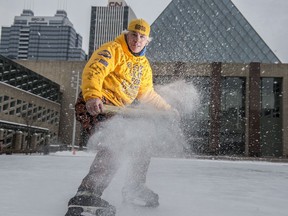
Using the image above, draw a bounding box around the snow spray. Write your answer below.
[87,80,200,159]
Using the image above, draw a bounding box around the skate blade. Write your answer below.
[123,198,159,208]
[68,205,116,216]
[65,207,83,216]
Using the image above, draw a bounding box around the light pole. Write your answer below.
[70,70,80,154]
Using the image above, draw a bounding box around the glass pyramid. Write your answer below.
[147,0,280,63]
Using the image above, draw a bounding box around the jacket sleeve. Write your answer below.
[81,43,120,101]
[137,63,171,110]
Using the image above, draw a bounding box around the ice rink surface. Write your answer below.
[0,152,287,216]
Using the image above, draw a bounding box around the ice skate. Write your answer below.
[122,185,159,207]
[65,194,116,216]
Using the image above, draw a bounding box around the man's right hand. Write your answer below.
[86,98,104,116]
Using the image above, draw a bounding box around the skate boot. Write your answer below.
[122,185,159,207]
[65,193,116,216]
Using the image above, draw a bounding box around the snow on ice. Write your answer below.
[0,152,287,216]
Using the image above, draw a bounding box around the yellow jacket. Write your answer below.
[81,33,171,110]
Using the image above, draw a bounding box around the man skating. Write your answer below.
[65,18,174,216]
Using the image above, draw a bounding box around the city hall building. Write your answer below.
[0,55,61,153]
[146,0,286,157]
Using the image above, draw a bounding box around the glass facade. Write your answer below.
[260,78,283,156]
[220,77,246,155]
[180,76,246,155]
[182,76,211,153]
[0,55,61,102]
[147,0,280,63]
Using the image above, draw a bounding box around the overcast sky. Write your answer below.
[0,0,287,63]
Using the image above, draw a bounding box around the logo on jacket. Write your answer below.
[98,59,109,67]
[97,50,112,59]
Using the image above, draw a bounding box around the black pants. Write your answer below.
[77,146,151,196]
[74,92,151,197]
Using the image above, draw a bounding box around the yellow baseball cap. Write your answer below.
[127,18,150,37]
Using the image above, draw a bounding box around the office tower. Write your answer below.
[88,0,137,57]
[0,9,86,60]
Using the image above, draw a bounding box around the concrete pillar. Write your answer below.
[43,135,50,155]
[14,131,23,151]
[248,62,261,157]
[31,133,38,150]
[283,73,288,156]
[21,133,27,150]
[0,128,4,152]
[209,62,222,154]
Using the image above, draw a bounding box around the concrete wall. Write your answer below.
[0,81,61,133]
[17,60,86,146]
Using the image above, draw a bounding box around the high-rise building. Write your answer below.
[147,0,280,63]
[0,9,86,61]
[88,0,137,57]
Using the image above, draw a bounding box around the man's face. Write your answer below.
[126,31,149,53]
